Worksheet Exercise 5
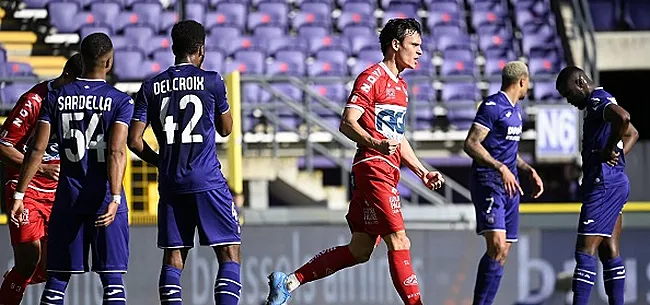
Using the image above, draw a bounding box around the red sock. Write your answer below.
[388,250,423,305]
[0,269,29,305]
[293,246,357,284]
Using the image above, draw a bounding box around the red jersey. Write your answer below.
[345,62,409,170]
[0,81,59,192]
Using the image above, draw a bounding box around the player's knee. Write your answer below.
[349,246,373,263]
[486,241,509,262]
[598,241,620,261]
[383,232,411,251]
[13,242,41,276]
[215,245,241,263]
[163,249,187,270]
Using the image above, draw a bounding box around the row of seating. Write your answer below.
[589,0,650,31]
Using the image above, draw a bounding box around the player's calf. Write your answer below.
[0,241,42,305]
[473,232,510,305]
[214,245,241,305]
[383,232,423,305]
[100,273,126,305]
[572,251,597,305]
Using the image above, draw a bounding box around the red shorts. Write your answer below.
[4,183,55,245]
[346,159,404,237]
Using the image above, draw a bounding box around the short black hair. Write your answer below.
[80,33,113,66]
[171,20,206,57]
[64,53,83,77]
[556,66,589,87]
[379,18,422,55]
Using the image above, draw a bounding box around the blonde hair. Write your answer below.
[501,61,529,87]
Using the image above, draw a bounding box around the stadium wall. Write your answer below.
[2,217,650,305]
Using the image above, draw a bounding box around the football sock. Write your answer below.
[603,256,625,305]
[214,261,241,305]
[39,272,70,305]
[159,264,183,305]
[0,268,29,305]
[100,273,126,305]
[388,250,423,305]
[292,246,357,288]
[473,253,502,305]
[572,251,597,305]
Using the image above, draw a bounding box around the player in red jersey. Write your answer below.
[0,54,82,305]
[266,18,444,305]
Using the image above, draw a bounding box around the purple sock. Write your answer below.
[473,253,501,305]
[100,273,126,305]
[214,261,241,305]
[572,251,597,305]
[40,272,71,305]
[602,256,625,305]
[159,264,183,305]
[484,261,504,305]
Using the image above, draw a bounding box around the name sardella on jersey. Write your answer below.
[0,81,60,192]
[39,78,133,214]
[133,64,230,195]
[345,62,408,169]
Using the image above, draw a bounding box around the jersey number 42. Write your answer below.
[160,94,203,145]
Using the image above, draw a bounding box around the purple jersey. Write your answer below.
[581,87,628,188]
[471,91,523,176]
[133,64,230,194]
[39,78,133,214]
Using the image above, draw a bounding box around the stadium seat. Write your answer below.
[521,33,553,56]
[337,12,374,30]
[242,83,261,104]
[471,0,508,15]
[386,1,419,15]
[144,36,172,57]
[48,2,91,33]
[589,0,618,31]
[253,25,285,39]
[208,25,241,42]
[259,2,289,22]
[215,36,263,57]
[234,50,266,75]
[431,23,466,37]
[446,102,477,130]
[5,62,35,77]
[351,60,375,76]
[261,83,302,105]
[267,37,308,55]
[533,81,563,101]
[160,11,180,33]
[309,36,350,56]
[427,11,464,31]
[124,24,155,50]
[440,59,476,77]
[203,51,225,73]
[24,0,49,8]
[293,12,330,30]
[341,1,375,15]
[402,55,434,77]
[308,59,348,77]
[528,57,559,76]
[80,25,113,38]
[274,51,307,73]
[410,82,436,103]
[298,25,330,39]
[442,82,480,102]
[436,34,473,53]
[216,2,247,29]
[316,49,348,65]
[132,2,163,30]
[477,33,513,53]
[89,2,121,27]
[471,10,505,30]
[300,2,330,17]
[113,50,146,81]
[349,35,377,55]
[342,25,375,38]
[357,49,383,63]
[114,11,141,33]
[483,57,508,76]
[425,0,461,12]
[487,82,501,96]
[2,83,37,104]
[266,60,305,76]
[624,0,650,30]
[412,101,435,130]
[185,3,206,24]
[249,12,286,31]
[382,10,419,26]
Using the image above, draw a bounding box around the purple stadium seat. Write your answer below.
[412,101,435,130]
[113,50,146,81]
[342,25,375,38]
[427,11,463,31]
[521,33,552,55]
[443,49,474,62]
[24,0,49,8]
[48,2,85,33]
[267,37,308,55]
[114,11,141,33]
[484,57,508,76]
[528,57,559,75]
[475,22,512,37]
[2,83,37,104]
[203,50,225,72]
[515,8,544,29]
[441,59,476,77]
[225,60,257,75]
[0,47,6,67]
[310,82,347,104]
[357,49,383,63]
[253,25,285,38]
[293,12,330,30]
[402,56,434,77]
[248,12,285,31]
[144,36,171,56]
[351,60,375,76]
[382,10,418,26]
[426,0,461,12]
[386,1,418,15]
[80,25,113,38]
[410,82,436,102]
[472,0,507,14]
[259,2,289,22]
[205,12,235,30]
[533,81,562,101]
[342,1,374,14]
[436,34,473,53]
[308,59,348,77]
[442,82,480,101]
[521,22,554,37]
[261,83,302,104]
[160,11,180,33]
[242,83,261,104]
[487,82,501,95]
[478,33,513,53]
[111,36,131,51]
[132,2,162,29]
[316,49,347,66]
[5,62,34,77]
[625,0,650,30]
[90,2,121,27]
[589,0,618,31]
[446,102,477,130]
[184,3,205,23]
[349,35,377,55]
[216,36,262,56]
[152,50,175,69]
[208,25,241,43]
[234,50,266,75]
[216,2,247,29]
[431,23,466,37]
[123,25,155,54]
[266,60,305,76]
[309,35,350,56]
[471,10,505,30]
[298,25,330,39]
[300,2,330,16]
[275,50,306,65]
[337,12,374,30]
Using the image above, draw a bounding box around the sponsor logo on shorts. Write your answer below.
[583,219,594,225]
[21,208,30,225]
[403,274,418,286]
[363,207,378,225]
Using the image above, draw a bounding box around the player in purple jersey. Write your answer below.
[10,33,132,305]
[464,61,544,305]
[128,20,241,305]
[556,66,639,305]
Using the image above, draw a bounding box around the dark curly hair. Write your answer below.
[171,20,206,57]
[80,33,113,67]
[379,18,422,55]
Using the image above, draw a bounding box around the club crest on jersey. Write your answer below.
[386,88,396,99]
[375,104,406,141]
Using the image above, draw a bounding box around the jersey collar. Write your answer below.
[379,62,400,83]
[77,77,106,82]
[499,91,516,107]
[47,80,54,91]
[594,86,604,91]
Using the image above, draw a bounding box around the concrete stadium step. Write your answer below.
[8,55,68,78]
[0,31,37,44]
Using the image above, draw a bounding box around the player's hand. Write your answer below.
[95,201,119,227]
[422,171,445,190]
[9,199,24,227]
[600,148,620,166]
[375,139,399,155]
[38,163,60,181]
[528,168,544,199]
[499,165,523,198]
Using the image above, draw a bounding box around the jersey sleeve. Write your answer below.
[589,93,617,121]
[115,95,135,127]
[214,73,230,114]
[0,93,42,147]
[132,83,149,123]
[345,72,374,114]
[473,100,499,131]
[37,91,55,125]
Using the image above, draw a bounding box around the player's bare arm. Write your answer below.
[516,154,543,198]
[339,107,397,155]
[10,122,50,227]
[400,136,444,190]
[622,123,639,156]
[602,104,633,166]
[0,145,58,181]
[97,123,128,227]
[215,110,233,137]
[128,121,159,166]
[464,124,523,197]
